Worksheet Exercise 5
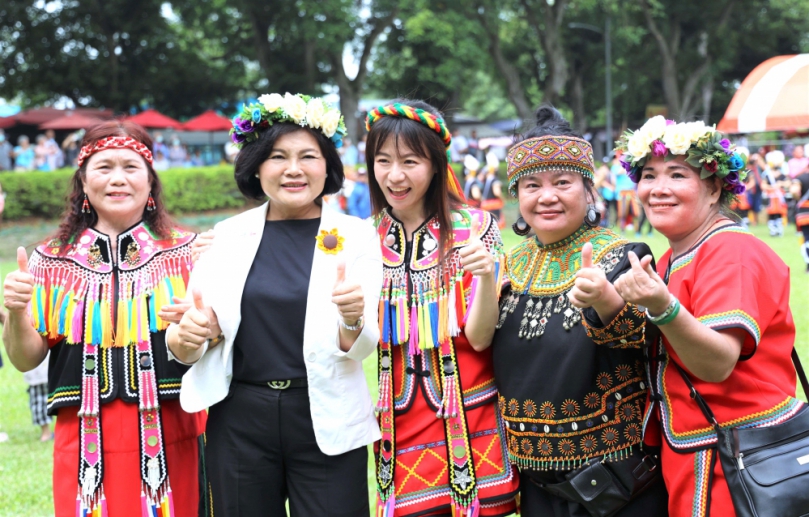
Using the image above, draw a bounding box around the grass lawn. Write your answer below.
[1,217,807,516]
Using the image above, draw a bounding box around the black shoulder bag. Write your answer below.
[674,349,809,517]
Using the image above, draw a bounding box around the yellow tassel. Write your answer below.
[101,291,113,348]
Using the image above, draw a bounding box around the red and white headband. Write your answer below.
[77,136,154,168]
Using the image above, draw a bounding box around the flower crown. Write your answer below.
[615,116,749,201]
[230,92,347,149]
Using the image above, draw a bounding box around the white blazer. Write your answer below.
[178,202,382,455]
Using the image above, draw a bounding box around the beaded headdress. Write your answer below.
[366,103,465,200]
[615,116,749,201]
[230,92,347,149]
[78,136,154,167]
[506,135,595,197]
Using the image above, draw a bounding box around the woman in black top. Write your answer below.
[791,170,809,272]
[482,107,668,516]
[168,94,383,516]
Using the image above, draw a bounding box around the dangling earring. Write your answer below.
[146,192,156,211]
[512,216,531,236]
[81,194,91,214]
[584,204,601,227]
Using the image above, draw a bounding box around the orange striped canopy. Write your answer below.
[718,54,809,133]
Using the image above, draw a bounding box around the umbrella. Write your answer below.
[39,113,103,130]
[718,54,809,134]
[182,110,233,132]
[126,109,183,130]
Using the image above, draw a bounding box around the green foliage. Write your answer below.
[0,166,248,221]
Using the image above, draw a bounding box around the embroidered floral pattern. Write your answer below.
[580,435,598,454]
[561,399,580,417]
[540,402,556,419]
[584,392,600,408]
[616,364,633,382]
[508,399,520,416]
[524,400,537,418]
[558,439,576,456]
[582,302,647,348]
[521,439,534,456]
[602,428,619,446]
[597,373,613,391]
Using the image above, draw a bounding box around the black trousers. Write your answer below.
[205,382,370,516]
[519,467,669,517]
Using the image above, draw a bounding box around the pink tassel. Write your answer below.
[408,297,419,355]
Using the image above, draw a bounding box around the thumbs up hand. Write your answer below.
[458,218,495,277]
[176,288,220,353]
[568,242,612,310]
[157,296,192,325]
[4,247,35,313]
[332,259,364,328]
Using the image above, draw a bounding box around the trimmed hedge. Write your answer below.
[0,166,249,221]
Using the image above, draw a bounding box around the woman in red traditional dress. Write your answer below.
[3,121,206,517]
[366,100,519,516]
[614,118,804,517]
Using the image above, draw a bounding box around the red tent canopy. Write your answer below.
[0,117,15,129]
[0,107,113,129]
[182,110,232,132]
[126,109,183,130]
[40,113,103,130]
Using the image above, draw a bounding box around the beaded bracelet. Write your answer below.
[646,296,681,326]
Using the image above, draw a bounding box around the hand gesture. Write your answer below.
[176,289,215,354]
[191,229,215,264]
[614,251,671,315]
[458,219,494,277]
[568,242,611,310]
[4,247,35,313]
[158,296,192,325]
[332,260,364,327]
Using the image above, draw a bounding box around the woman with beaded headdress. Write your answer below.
[614,117,804,517]
[365,99,520,516]
[485,106,668,516]
[3,120,206,517]
[170,93,382,516]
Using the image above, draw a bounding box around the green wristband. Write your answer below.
[646,297,681,326]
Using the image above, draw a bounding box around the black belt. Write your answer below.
[237,378,308,390]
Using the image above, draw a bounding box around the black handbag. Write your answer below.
[534,450,663,517]
[675,349,809,517]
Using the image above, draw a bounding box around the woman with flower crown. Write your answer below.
[3,120,206,517]
[614,116,804,517]
[170,93,383,516]
[365,99,520,516]
[484,106,667,517]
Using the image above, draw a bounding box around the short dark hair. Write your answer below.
[234,122,344,200]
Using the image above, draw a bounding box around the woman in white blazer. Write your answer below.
[166,94,382,516]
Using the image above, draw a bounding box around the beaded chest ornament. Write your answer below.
[29,224,194,517]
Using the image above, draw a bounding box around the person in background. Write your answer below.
[23,353,53,442]
[357,133,367,164]
[791,169,809,272]
[463,154,483,207]
[44,129,63,170]
[468,129,481,160]
[595,159,616,226]
[480,151,505,228]
[450,128,469,162]
[347,166,371,219]
[34,134,52,171]
[168,137,187,168]
[152,132,168,158]
[745,152,764,226]
[13,135,35,171]
[0,130,12,171]
[153,150,170,171]
[189,149,205,166]
[613,151,639,232]
[341,137,359,166]
[763,150,789,236]
[61,130,83,168]
[788,143,809,179]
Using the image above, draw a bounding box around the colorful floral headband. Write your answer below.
[615,116,749,200]
[78,136,154,167]
[365,103,464,201]
[506,136,595,197]
[230,92,347,149]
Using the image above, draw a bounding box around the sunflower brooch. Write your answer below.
[316,228,344,255]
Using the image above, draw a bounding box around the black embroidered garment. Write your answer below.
[491,225,653,472]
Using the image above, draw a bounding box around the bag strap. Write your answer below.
[792,348,809,397]
[674,348,809,429]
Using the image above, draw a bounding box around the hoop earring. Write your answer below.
[81,193,91,214]
[146,192,156,211]
[584,204,601,227]
[512,216,531,236]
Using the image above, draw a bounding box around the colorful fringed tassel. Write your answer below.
[377,493,396,517]
[375,369,391,414]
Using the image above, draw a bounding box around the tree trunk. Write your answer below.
[570,70,587,134]
[304,40,316,94]
[338,80,361,144]
[701,74,714,123]
[520,0,569,106]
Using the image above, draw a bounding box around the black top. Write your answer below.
[492,233,653,473]
[232,218,320,382]
[796,172,809,200]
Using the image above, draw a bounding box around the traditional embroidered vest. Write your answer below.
[29,222,195,516]
[374,207,505,516]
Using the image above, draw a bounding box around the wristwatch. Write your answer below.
[340,316,364,331]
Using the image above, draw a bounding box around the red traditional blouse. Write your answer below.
[644,226,803,452]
